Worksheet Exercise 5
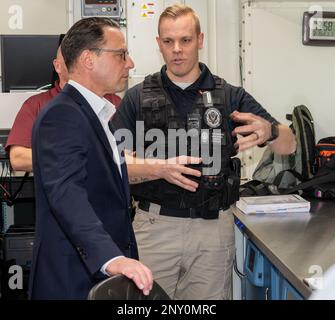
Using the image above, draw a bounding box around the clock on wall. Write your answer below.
[303,11,335,46]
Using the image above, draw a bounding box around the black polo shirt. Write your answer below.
[111,62,278,149]
[160,63,216,120]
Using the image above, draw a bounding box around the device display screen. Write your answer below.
[248,248,255,272]
[85,0,117,4]
[1,35,59,92]
[310,18,335,40]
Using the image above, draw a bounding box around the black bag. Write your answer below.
[286,105,316,180]
[240,160,335,199]
[239,179,280,197]
[283,156,335,199]
[315,137,335,172]
[252,105,316,188]
[241,107,335,199]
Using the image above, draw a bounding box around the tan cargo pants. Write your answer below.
[133,205,235,300]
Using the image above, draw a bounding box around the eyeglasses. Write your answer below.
[90,47,129,61]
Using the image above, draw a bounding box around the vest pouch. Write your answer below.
[199,207,220,219]
[143,102,167,130]
[225,158,241,206]
[178,181,204,209]
[177,182,219,219]
[193,175,224,218]
[191,187,219,219]
[225,175,240,206]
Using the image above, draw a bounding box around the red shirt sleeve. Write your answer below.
[6,87,119,153]
[5,86,59,152]
[5,97,41,151]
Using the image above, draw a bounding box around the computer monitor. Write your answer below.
[0,34,59,92]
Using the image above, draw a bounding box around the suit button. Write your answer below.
[126,243,131,249]
[77,247,88,259]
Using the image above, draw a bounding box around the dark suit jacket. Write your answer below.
[29,84,138,300]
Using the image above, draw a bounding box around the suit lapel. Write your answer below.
[62,84,127,201]
[109,122,131,205]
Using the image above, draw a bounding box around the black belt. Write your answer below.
[138,201,219,219]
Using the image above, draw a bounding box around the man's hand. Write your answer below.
[106,257,153,296]
[231,111,272,152]
[159,156,202,192]
[126,153,202,192]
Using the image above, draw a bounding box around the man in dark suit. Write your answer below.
[29,17,153,300]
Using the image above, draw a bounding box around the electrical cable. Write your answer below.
[234,252,246,279]
[0,161,29,206]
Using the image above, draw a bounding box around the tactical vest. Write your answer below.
[131,72,240,217]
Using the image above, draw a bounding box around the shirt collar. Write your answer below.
[161,62,216,91]
[69,79,105,115]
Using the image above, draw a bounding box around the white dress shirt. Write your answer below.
[68,80,123,275]
[68,80,122,177]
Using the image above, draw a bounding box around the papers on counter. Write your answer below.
[236,194,310,214]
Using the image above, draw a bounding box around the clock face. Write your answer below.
[310,18,335,40]
[303,11,335,46]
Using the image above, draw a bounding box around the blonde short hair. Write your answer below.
[158,4,201,35]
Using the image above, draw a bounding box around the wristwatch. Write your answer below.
[258,121,279,147]
[267,121,279,142]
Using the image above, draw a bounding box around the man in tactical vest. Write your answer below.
[111,4,296,300]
